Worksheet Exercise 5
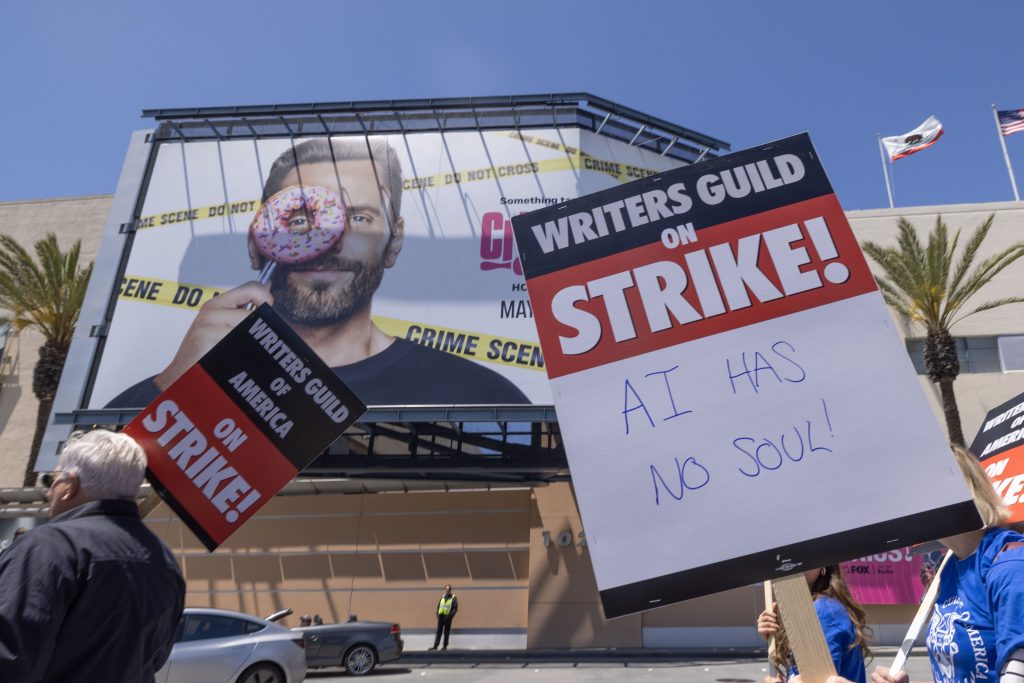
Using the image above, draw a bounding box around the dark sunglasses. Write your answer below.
[39,473,61,488]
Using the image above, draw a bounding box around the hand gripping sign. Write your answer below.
[125,304,366,551]
[511,133,981,618]
[970,390,1024,523]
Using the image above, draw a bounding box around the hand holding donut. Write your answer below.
[154,282,274,391]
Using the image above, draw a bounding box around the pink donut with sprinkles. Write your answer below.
[249,185,346,264]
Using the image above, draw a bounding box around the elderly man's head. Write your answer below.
[250,138,406,327]
[47,430,147,518]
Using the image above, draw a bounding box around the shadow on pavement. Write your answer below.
[306,668,412,678]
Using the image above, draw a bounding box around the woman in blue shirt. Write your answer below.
[758,564,871,683]
[869,445,1024,683]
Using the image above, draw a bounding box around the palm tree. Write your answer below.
[0,234,93,485]
[862,215,1024,446]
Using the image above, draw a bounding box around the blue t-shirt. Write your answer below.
[788,595,866,683]
[927,527,1024,682]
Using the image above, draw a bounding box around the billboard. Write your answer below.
[86,128,681,410]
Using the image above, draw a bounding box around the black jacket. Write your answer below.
[0,500,185,683]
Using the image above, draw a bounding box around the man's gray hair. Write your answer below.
[59,430,147,501]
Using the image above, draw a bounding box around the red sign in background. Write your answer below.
[982,445,1024,524]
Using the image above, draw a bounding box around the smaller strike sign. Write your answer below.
[125,304,365,550]
[970,391,1024,523]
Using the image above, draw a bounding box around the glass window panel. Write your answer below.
[998,335,1024,372]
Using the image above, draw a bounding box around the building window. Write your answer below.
[0,322,9,364]
[905,336,1003,375]
[998,335,1024,372]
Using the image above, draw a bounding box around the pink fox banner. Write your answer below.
[841,548,941,605]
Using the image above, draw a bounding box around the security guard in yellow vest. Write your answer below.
[429,584,458,650]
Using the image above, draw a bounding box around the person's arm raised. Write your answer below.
[154,282,273,391]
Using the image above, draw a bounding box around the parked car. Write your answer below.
[268,611,403,676]
[157,608,307,683]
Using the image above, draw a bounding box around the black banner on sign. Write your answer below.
[198,304,367,466]
[511,133,832,278]
[970,391,1024,460]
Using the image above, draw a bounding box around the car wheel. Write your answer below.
[236,662,285,683]
[344,644,378,676]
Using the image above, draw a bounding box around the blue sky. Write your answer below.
[2,1,1023,211]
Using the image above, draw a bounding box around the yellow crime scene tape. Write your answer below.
[134,136,656,232]
[507,130,662,183]
[135,199,259,231]
[117,275,223,310]
[116,276,545,372]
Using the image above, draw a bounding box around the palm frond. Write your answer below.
[944,243,1024,327]
[0,234,92,347]
[949,296,1024,328]
[947,214,994,298]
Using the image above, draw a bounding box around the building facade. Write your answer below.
[0,97,1022,649]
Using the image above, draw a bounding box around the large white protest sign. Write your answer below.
[511,133,981,618]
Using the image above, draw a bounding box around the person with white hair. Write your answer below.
[0,429,185,683]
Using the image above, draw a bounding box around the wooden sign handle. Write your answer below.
[770,573,837,683]
[138,490,163,518]
[889,550,952,675]
[763,581,778,665]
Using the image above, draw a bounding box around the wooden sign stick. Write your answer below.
[138,490,163,518]
[889,550,953,676]
[771,573,837,683]
[763,581,778,667]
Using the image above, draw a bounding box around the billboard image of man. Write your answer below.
[107,138,528,407]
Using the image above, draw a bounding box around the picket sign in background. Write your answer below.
[126,304,365,550]
[512,134,981,618]
[970,391,1024,523]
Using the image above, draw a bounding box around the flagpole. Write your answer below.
[878,134,894,209]
[992,104,1021,202]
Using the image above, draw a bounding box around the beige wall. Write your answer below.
[528,482,641,647]
[147,489,531,633]
[0,195,111,487]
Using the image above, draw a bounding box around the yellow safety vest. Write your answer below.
[438,595,455,616]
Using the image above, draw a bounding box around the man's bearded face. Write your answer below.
[270,252,385,325]
[258,160,399,327]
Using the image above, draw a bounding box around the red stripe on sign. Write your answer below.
[982,444,1024,524]
[125,366,298,547]
[527,194,877,378]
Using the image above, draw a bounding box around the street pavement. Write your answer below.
[305,648,935,681]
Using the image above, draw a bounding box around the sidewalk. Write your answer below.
[400,645,910,664]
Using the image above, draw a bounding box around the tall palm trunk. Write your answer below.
[23,339,69,485]
[924,328,965,446]
[25,396,54,486]
[936,379,965,447]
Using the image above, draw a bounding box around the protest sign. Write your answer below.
[124,303,366,550]
[511,133,981,618]
[969,391,1024,523]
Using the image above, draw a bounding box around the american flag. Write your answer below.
[998,109,1024,136]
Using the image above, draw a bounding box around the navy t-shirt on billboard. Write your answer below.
[926,527,1024,682]
[107,338,528,408]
